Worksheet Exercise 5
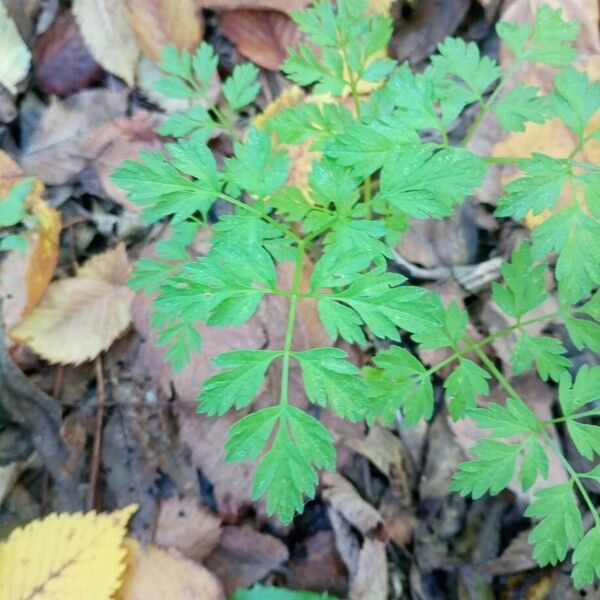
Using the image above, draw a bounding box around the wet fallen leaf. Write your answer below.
[127,0,203,63]
[72,0,140,86]
[32,9,104,95]
[0,1,31,93]
[155,497,222,561]
[119,539,225,600]
[19,88,128,185]
[12,243,135,364]
[205,525,289,596]
[221,9,303,71]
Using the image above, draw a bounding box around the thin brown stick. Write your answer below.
[88,355,106,510]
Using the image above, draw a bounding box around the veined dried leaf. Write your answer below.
[0,2,31,93]
[195,0,311,12]
[11,243,135,364]
[72,0,140,85]
[0,154,61,331]
[118,539,225,600]
[0,504,137,600]
[127,0,203,63]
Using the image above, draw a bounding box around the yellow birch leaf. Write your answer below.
[117,539,225,600]
[72,0,140,86]
[11,243,135,364]
[0,504,137,600]
[0,2,31,94]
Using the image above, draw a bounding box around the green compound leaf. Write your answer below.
[197,350,281,416]
[293,347,367,421]
[412,299,467,349]
[492,84,552,132]
[445,359,490,421]
[511,334,572,382]
[496,5,578,67]
[572,526,600,589]
[283,45,345,96]
[157,321,202,372]
[129,258,178,294]
[471,396,539,437]
[111,142,220,222]
[223,63,260,111]
[225,406,280,463]
[314,266,440,344]
[158,106,214,138]
[265,102,353,148]
[525,482,583,566]
[495,154,570,219]
[558,365,600,417]
[452,439,520,499]
[378,145,486,219]
[366,346,433,426]
[566,421,600,461]
[0,177,32,227]
[563,315,600,353]
[551,66,600,138]
[225,128,290,197]
[492,241,548,319]
[519,437,549,491]
[430,37,500,102]
[253,406,335,524]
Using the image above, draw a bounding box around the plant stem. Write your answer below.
[543,408,600,424]
[279,243,305,409]
[425,312,558,376]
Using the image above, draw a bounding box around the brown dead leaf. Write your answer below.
[72,0,140,86]
[82,110,163,209]
[155,497,222,561]
[32,9,103,95]
[118,539,225,600]
[12,243,135,364]
[349,539,388,600]
[221,9,303,71]
[204,525,289,596]
[0,156,61,332]
[196,0,311,12]
[127,0,203,63]
[19,89,128,185]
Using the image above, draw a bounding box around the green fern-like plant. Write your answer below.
[113,1,600,588]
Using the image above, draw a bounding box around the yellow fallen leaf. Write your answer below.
[127,0,203,63]
[72,0,140,86]
[0,2,31,94]
[117,539,225,600]
[0,152,61,332]
[0,504,137,600]
[11,243,135,364]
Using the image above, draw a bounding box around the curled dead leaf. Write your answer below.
[11,243,135,364]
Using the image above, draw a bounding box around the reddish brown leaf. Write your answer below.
[220,9,303,71]
[32,10,103,96]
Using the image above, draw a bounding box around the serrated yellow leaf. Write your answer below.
[0,3,31,94]
[117,539,224,600]
[11,243,135,364]
[0,504,137,600]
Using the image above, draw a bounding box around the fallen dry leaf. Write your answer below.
[118,539,225,600]
[221,9,303,71]
[349,539,388,600]
[127,0,203,63]
[32,9,103,95]
[154,497,222,561]
[0,1,31,94]
[204,525,289,596]
[0,154,61,332]
[196,0,311,12]
[19,88,128,185]
[12,243,135,364]
[82,110,163,209]
[72,0,140,86]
